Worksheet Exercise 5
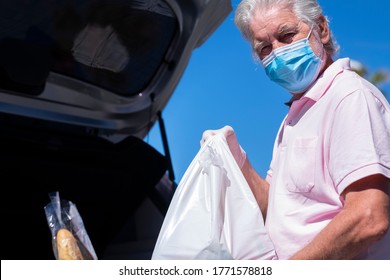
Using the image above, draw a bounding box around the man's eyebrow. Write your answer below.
[252,23,300,50]
[253,40,267,51]
[278,23,299,34]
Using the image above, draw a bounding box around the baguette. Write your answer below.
[56,228,83,260]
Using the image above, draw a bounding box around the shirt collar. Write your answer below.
[285,58,351,107]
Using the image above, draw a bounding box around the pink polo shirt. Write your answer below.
[265,58,390,259]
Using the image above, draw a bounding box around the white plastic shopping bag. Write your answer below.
[152,133,276,260]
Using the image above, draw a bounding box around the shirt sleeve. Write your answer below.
[329,86,390,194]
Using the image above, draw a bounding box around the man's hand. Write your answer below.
[200,125,247,169]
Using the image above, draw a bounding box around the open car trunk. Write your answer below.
[0,0,232,259]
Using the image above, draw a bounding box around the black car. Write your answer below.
[0,0,232,259]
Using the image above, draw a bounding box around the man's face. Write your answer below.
[249,6,315,61]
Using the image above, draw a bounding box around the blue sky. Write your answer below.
[146,0,390,183]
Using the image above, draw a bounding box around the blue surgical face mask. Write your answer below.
[261,29,323,93]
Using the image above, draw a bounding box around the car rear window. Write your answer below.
[0,0,177,97]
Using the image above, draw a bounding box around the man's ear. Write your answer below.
[318,15,331,45]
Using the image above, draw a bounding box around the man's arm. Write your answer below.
[290,174,390,259]
[241,158,270,220]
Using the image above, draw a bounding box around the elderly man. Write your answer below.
[201,0,389,259]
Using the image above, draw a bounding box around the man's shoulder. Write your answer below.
[329,69,385,106]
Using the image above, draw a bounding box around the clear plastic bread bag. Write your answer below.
[44,192,97,260]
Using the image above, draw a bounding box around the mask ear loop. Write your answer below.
[306,27,314,40]
[307,25,326,83]
[306,24,325,58]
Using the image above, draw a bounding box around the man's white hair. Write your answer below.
[234,0,339,57]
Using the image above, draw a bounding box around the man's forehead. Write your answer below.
[251,8,301,32]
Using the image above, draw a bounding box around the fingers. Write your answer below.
[200,130,217,146]
[221,125,234,137]
[200,125,246,169]
[200,126,229,146]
